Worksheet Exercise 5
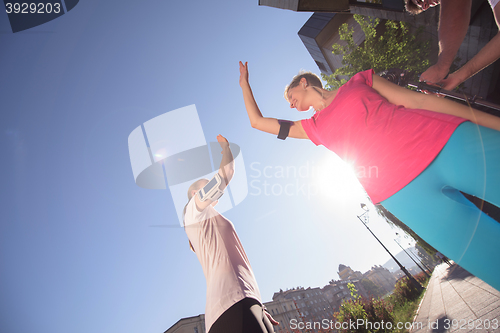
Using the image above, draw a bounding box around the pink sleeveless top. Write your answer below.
[301,69,466,204]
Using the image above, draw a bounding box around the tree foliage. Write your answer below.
[333,283,394,333]
[389,271,428,307]
[415,244,440,269]
[374,204,439,261]
[360,278,385,299]
[323,15,431,90]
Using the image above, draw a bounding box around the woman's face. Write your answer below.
[287,82,311,112]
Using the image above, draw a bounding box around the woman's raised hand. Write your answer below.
[217,134,229,153]
[239,61,249,87]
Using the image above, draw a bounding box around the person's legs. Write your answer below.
[435,122,500,207]
[382,123,500,290]
[209,298,272,333]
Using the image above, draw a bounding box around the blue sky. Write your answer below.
[0,1,416,332]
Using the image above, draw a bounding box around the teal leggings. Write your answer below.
[382,122,500,291]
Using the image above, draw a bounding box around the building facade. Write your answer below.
[363,265,397,295]
[164,314,205,333]
[264,295,302,333]
[259,0,405,13]
[338,263,363,281]
[322,279,367,311]
[298,12,365,75]
[271,287,336,333]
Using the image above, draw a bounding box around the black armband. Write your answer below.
[277,120,293,140]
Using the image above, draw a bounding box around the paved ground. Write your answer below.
[411,263,500,333]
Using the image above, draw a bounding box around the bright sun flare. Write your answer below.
[312,153,366,206]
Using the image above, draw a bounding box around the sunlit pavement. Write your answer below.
[411,263,500,333]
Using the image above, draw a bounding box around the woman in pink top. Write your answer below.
[239,61,500,291]
[183,134,277,333]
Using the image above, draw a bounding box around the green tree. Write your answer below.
[415,244,440,269]
[322,15,431,90]
[333,284,394,333]
[360,278,385,298]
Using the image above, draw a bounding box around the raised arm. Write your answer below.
[419,0,472,84]
[194,135,234,211]
[216,134,234,187]
[440,3,500,90]
[372,74,500,131]
[239,61,308,139]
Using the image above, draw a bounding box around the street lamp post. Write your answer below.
[394,237,430,278]
[357,204,424,292]
[408,245,433,272]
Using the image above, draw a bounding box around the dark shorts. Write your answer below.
[209,298,274,333]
